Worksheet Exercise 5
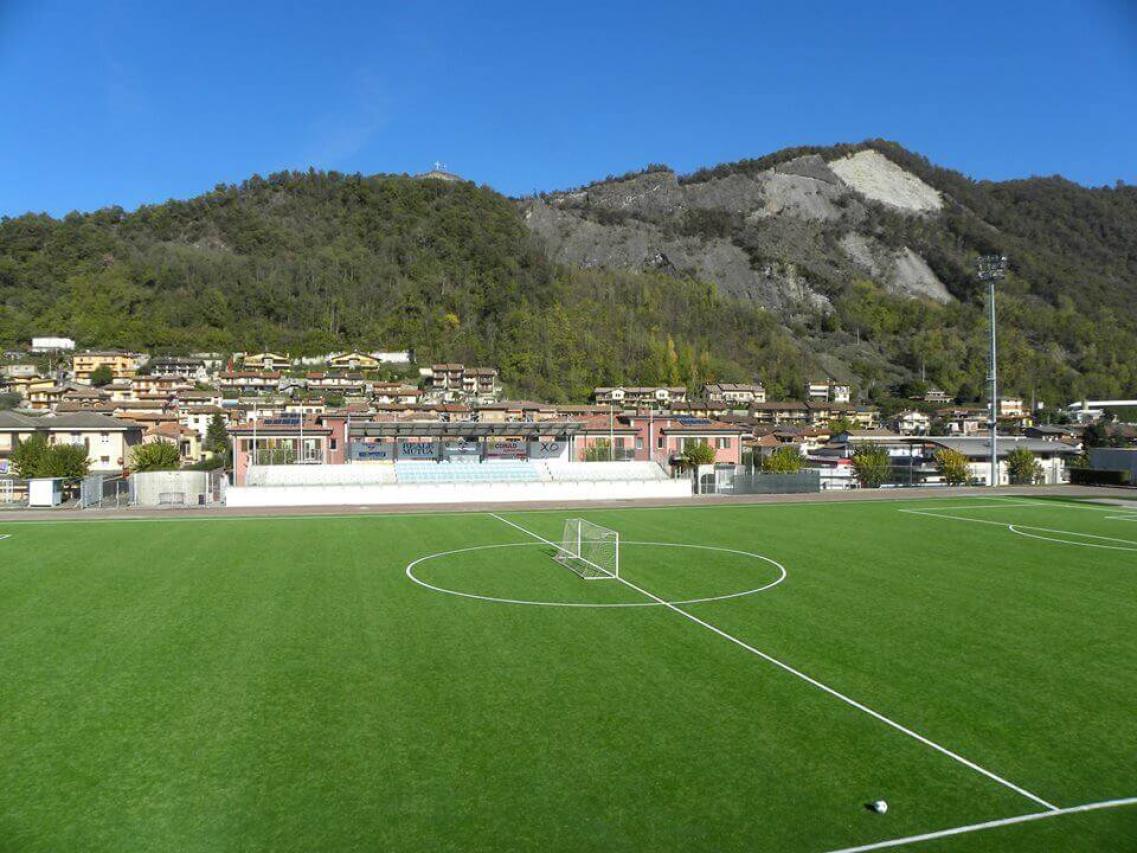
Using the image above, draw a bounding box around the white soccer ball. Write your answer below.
[872,800,888,814]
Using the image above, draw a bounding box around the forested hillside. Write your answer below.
[2,141,1136,404]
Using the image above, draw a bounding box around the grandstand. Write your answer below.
[543,461,667,482]
[246,464,396,487]
[395,460,543,484]
[226,459,687,507]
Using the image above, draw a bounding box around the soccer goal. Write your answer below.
[554,519,620,580]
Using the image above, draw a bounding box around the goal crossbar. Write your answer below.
[554,518,620,580]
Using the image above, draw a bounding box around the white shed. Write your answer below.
[28,477,65,507]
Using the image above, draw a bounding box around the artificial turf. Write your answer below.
[0,496,1134,851]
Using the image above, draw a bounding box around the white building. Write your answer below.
[30,336,76,352]
[703,383,766,405]
[896,410,931,435]
[806,380,851,404]
[928,436,1077,486]
[372,350,412,364]
[999,398,1026,418]
[593,386,688,408]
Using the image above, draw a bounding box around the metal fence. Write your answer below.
[704,467,821,495]
[130,470,215,508]
[77,469,228,509]
[79,474,131,509]
[0,478,29,508]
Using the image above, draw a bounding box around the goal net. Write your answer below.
[554,519,619,580]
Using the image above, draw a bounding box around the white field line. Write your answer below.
[487,513,1059,812]
[825,796,1137,853]
[902,509,1137,551]
[899,509,1010,527]
[405,540,787,608]
[995,497,1137,515]
[0,494,1065,528]
[0,533,9,541]
[1008,526,1137,552]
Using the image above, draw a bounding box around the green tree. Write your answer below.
[131,440,181,472]
[1006,446,1042,485]
[762,445,804,473]
[827,416,854,435]
[39,443,91,480]
[204,413,229,455]
[682,441,716,467]
[89,364,114,387]
[934,448,971,485]
[10,433,49,478]
[852,445,891,488]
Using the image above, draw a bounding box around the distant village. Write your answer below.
[0,335,1106,493]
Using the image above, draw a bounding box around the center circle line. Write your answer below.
[405,540,787,608]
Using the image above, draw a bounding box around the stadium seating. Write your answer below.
[543,461,670,482]
[394,460,545,484]
[246,460,672,488]
[246,464,396,487]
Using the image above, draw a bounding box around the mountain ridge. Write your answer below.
[1,139,1135,405]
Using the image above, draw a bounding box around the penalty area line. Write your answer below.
[824,796,1137,853]
[487,512,1059,813]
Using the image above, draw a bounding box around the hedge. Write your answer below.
[1069,468,1131,486]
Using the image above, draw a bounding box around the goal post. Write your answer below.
[554,518,620,580]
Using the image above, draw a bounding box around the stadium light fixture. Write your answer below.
[976,254,1008,487]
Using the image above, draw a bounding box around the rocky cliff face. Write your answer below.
[520,150,953,315]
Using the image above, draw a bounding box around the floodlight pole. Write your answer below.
[977,255,1007,487]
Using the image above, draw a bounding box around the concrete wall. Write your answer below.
[225,477,692,508]
[132,470,212,506]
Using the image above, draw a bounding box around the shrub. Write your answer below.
[934,448,971,485]
[852,445,891,488]
[762,446,804,473]
[683,442,717,467]
[131,440,181,472]
[1006,447,1043,485]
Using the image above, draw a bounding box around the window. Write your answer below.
[657,436,664,448]
[100,456,109,464]
[635,438,643,450]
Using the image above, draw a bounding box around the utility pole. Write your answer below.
[609,403,615,461]
[977,255,1008,487]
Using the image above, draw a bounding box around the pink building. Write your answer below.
[572,413,744,466]
[229,417,334,486]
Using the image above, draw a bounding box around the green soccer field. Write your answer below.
[1,495,1135,851]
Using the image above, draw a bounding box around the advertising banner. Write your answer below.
[485,438,527,460]
[349,441,395,461]
[398,440,438,460]
[443,441,481,462]
[527,440,568,461]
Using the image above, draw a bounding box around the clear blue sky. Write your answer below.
[1,0,1134,217]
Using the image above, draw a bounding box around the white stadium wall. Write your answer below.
[226,477,691,508]
[131,470,214,506]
